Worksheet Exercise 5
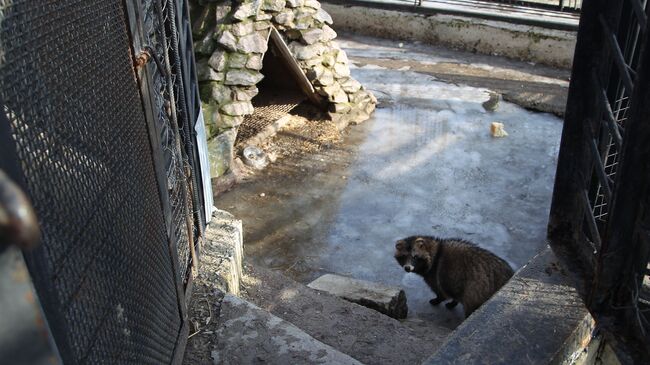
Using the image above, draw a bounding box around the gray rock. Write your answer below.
[194,30,216,56]
[207,129,236,178]
[203,209,244,295]
[350,89,373,104]
[284,29,302,40]
[208,49,227,71]
[294,16,314,30]
[303,0,321,9]
[315,68,334,86]
[225,69,264,86]
[215,2,232,24]
[274,9,295,26]
[255,12,273,21]
[333,62,351,78]
[230,21,254,37]
[219,114,244,128]
[300,56,324,68]
[211,295,363,365]
[322,52,336,67]
[261,0,286,12]
[233,2,259,20]
[318,83,348,103]
[314,8,333,25]
[201,101,221,138]
[294,7,316,18]
[232,86,260,101]
[216,30,237,52]
[237,31,268,53]
[197,62,225,82]
[308,274,408,319]
[220,100,254,116]
[300,28,323,45]
[305,64,324,80]
[321,24,337,41]
[254,20,272,30]
[245,53,264,70]
[228,52,248,69]
[336,49,349,64]
[201,82,231,104]
[330,102,352,114]
[286,0,303,7]
[289,41,325,60]
[340,77,362,93]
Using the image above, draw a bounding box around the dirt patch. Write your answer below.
[183,282,225,364]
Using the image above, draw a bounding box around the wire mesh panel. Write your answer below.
[0,0,193,363]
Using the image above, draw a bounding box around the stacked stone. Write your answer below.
[190,0,375,178]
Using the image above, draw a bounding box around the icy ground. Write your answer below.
[218,37,564,328]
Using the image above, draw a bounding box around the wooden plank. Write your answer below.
[268,26,325,108]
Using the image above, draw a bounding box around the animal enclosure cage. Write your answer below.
[548,0,650,361]
[0,0,210,363]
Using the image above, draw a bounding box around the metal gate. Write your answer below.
[0,0,209,363]
[548,0,650,361]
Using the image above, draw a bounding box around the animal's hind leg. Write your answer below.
[445,300,458,309]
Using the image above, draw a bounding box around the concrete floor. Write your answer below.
[217,35,564,329]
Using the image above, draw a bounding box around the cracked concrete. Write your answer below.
[210,294,362,364]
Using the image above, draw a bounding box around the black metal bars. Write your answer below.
[548,0,650,360]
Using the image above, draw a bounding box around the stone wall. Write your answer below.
[190,0,376,180]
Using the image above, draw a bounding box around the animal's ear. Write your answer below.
[414,237,427,249]
[395,240,406,250]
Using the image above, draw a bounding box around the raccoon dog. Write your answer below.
[394,236,514,318]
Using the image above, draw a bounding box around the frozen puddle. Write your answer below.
[316,64,562,324]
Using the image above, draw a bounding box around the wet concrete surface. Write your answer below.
[217,35,564,329]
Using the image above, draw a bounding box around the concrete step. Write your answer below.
[241,264,452,365]
[211,294,363,364]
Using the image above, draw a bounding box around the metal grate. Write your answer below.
[0,0,185,363]
[236,89,305,144]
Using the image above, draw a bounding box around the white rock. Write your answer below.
[225,70,264,86]
[220,101,254,116]
[314,8,333,25]
[246,53,264,70]
[237,31,269,53]
[208,49,228,71]
[300,28,324,45]
[216,31,238,52]
[321,25,337,41]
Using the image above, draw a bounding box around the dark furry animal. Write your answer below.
[394,235,514,318]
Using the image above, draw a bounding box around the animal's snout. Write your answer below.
[404,265,414,272]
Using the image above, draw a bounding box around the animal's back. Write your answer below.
[437,239,514,316]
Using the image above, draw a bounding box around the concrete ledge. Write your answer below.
[308,273,408,319]
[323,3,576,68]
[200,208,244,295]
[424,247,594,365]
[211,294,363,364]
